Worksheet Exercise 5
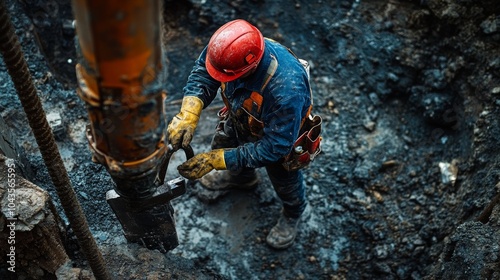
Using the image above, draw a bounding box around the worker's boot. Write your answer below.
[199,169,258,191]
[266,206,310,249]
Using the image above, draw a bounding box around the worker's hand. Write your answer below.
[167,96,204,150]
[177,149,226,180]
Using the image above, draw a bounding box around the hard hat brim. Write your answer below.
[205,57,247,82]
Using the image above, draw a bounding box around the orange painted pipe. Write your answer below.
[72,0,166,198]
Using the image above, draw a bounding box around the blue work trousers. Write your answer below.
[211,123,307,218]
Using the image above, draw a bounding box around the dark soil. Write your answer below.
[1,0,500,279]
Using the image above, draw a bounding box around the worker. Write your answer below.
[168,19,321,249]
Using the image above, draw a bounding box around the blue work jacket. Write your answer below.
[183,39,312,171]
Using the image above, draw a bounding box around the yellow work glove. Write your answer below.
[167,96,204,150]
[177,149,227,180]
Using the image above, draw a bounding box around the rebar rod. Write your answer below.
[0,1,111,279]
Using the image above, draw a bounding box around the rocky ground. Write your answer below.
[1,0,500,279]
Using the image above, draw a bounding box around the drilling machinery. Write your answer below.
[71,0,190,252]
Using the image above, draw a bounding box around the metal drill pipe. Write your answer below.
[72,0,167,199]
[0,1,111,279]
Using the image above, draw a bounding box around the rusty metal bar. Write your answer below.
[0,0,111,279]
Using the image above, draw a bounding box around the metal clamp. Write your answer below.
[155,144,194,186]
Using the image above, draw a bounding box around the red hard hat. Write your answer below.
[206,19,265,82]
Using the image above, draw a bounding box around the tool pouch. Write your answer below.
[282,114,322,172]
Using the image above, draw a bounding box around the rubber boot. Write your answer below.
[266,205,310,249]
[199,169,258,191]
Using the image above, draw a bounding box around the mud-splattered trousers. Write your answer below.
[183,39,311,218]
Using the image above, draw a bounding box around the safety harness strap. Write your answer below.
[220,50,312,132]
[241,55,278,114]
[220,54,278,114]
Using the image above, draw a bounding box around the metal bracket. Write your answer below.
[106,177,185,252]
[105,145,194,252]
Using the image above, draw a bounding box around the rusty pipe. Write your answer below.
[0,0,110,279]
[71,0,167,199]
[71,0,184,252]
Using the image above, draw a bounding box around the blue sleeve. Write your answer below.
[183,47,220,108]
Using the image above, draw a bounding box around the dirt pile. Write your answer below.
[0,0,499,279]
